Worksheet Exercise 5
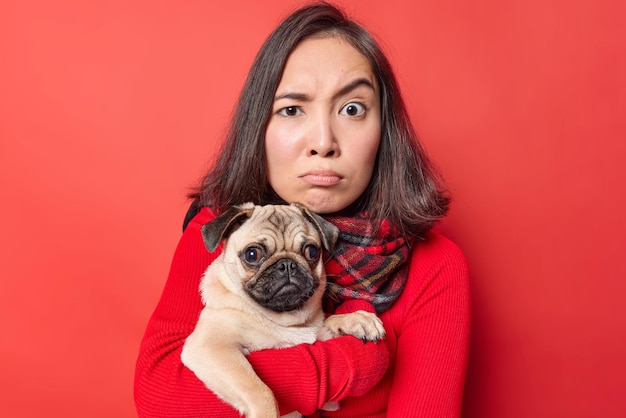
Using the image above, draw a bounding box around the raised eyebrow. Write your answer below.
[273,78,376,102]
[333,78,376,101]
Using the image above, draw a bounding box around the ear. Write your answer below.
[292,203,339,252]
[201,203,254,251]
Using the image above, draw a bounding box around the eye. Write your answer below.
[241,245,266,266]
[278,106,303,117]
[302,243,320,263]
[340,102,366,117]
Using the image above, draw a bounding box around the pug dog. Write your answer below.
[181,202,385,418]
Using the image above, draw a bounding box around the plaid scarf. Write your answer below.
[322,212,413,313]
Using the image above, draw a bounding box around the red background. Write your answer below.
[1,0,624,417]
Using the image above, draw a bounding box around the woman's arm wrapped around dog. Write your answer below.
[133,207,389,417]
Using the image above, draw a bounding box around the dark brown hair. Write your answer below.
[191,2,450,238]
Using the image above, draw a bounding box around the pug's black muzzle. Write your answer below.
[245,258,319,312]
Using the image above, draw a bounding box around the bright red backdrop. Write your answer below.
[1,0,624,417]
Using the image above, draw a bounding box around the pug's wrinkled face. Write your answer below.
[202,203,338,312]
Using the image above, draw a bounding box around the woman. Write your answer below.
[134,3,470,417]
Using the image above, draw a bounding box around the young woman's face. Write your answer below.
[265,36,381,214]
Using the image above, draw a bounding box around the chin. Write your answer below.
[279,189,357,214]
[301,199,348,215]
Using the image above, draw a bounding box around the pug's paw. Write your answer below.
[324,310,386,343]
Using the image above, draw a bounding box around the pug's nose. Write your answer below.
[276,259,298,274]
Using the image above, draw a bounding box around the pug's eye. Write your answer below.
[302,243,320,263]
[242,245,266,266]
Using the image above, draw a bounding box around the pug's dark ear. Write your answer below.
[293,203,339,252]
[201,203,254,251]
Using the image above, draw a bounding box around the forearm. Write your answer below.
[135,323,388,417]
[251,336,388,415]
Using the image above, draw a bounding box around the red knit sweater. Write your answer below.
[134,207,471,417]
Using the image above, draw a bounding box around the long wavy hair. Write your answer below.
[190,2,450,238]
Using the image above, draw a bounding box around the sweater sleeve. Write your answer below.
[386,233,471,417]
[133,207,389,417]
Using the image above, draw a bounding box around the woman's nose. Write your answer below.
[307,115,339,157]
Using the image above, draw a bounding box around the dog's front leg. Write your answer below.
[182,310,280,418]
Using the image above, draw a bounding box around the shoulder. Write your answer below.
[185,206,218,231]
[409,231,468,271]
[176,206,220,252]
[403,230,470,297]
[383,230,470,331]
[169,206,223,279]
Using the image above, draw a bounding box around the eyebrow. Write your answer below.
[274,77,376,102]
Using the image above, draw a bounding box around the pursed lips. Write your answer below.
[299,170,343,186]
